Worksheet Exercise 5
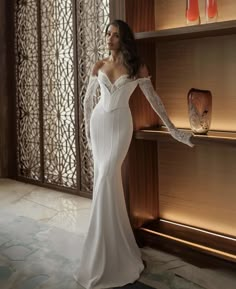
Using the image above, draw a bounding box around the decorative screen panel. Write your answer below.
[40,0,76,187]
[15,0,76,188]
[15,0,110,193]
[15,0,41,180]
[77,0,110,193]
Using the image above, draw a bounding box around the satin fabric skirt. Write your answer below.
[74,101,144,289]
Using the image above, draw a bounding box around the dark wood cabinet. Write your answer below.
[123,0,236,263]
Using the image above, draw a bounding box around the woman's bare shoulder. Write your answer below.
[91,59,107,76]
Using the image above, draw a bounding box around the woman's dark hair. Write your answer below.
[105,19,141,78]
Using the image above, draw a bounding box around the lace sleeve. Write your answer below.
[83,75,99,149]
[138,78,194,147]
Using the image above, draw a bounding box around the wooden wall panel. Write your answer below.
[124,1,160,230]
[123,139,159,229]
[109,0,126,21]
[156,34,236,131]
[0,0,16,177]
[155,0,236,30]
[129,86,158,131]
[126,0,155,32]
[123,40,160,226]
[129,41,160,130]
[159,142,236,237]
[155,0,186,29]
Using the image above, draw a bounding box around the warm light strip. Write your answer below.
[140,129,236,139]
[140,227,236,260]
[160,219,236,242]
[141,129,168,133]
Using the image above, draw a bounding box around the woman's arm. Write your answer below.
[83,62,103,149]
[138,65,194,147]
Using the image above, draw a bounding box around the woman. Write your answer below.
[74,19,193,289]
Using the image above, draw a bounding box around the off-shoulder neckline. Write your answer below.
[98,70,129,86]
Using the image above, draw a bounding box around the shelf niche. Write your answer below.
[155,0,236,30]
[124,0,236,262]
[126,0,236,33]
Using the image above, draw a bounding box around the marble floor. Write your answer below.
[0,178,236,289]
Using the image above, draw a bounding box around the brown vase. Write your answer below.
[187,88,212,134]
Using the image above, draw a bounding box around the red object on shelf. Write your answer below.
[206,0,218,22]
[186,0,200,24]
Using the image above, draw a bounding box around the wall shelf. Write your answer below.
[135,20,236,41]
[134,127,236,146]
[137,219,236,263]
[125,0,236,263]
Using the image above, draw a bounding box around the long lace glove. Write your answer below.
[83,76,99,149]
[138,78,194,147]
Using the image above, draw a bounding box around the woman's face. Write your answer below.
[106,25,120,51]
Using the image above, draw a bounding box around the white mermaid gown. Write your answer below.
[74,70,193,289]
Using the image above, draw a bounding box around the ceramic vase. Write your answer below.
[187,88,212,134]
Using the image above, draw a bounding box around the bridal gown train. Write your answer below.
[74,70,193,289]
